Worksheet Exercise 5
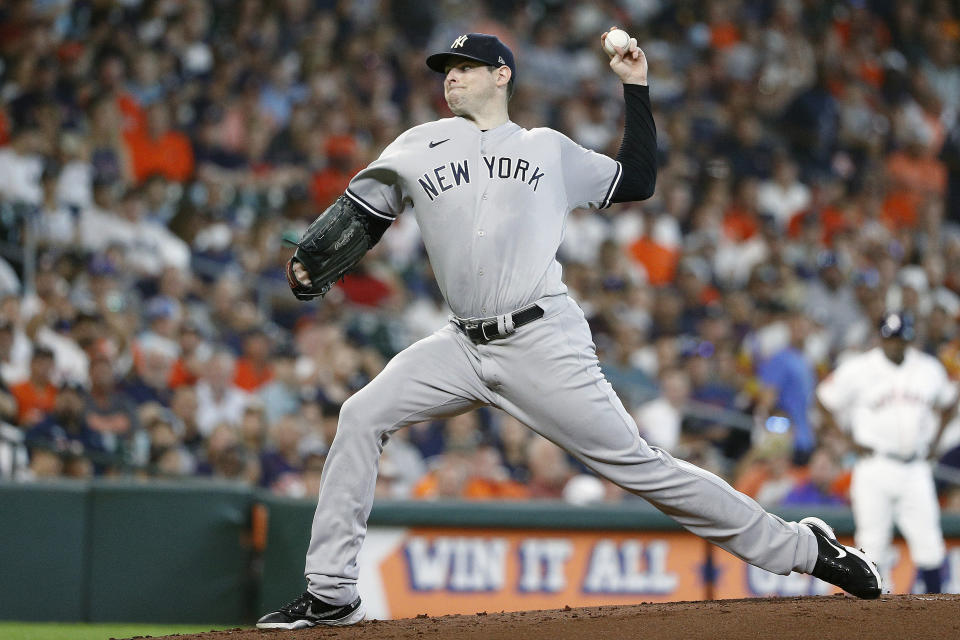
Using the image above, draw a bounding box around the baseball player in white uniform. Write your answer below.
[818,311,957,593]
[257,32,882,629]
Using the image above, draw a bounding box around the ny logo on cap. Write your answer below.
[452,35,468,48]
[498,55,505,64]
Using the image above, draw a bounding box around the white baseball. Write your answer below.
[603,28,631,56]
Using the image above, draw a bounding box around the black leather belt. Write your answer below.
[862,447,919,463]
[454,304,544,344]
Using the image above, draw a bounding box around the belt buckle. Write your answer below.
[459,320,486,344]
[480,321,497,342]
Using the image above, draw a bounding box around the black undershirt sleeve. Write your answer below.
[610,83,657,203]
[362,210,392,246]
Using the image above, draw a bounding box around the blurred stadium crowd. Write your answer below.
[1,0,960,510]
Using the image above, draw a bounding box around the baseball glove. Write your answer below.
[285,195,379,300]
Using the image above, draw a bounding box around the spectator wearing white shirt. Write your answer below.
[0,295,32,386]
[37,164,78,249]
[633,367,691,453]
[920,34,960,112]
[756,156,811,227]
[195,349,250,437]
[136,297,182,364]
[55,132,94,211]
[0,127,44,207]
[0,258,21,300]
[559,208,609,266]
[79,182,190,278]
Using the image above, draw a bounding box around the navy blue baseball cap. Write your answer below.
[426,33,516,79]
[879,311,916,341]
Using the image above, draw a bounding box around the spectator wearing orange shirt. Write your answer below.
[884,128,947,229]
[412,449,473,499]
[412,445,528,500]
[460,445,529,500]
[628,230,679,287]
[168,323,206,389]
[0,106,9,147]
[123,102,194,183]
[234,330,274,392]
[723,178,761,242]
[707,1,740,49]
[11,346,58,427]
[734,432,805,507]
[413,412,528,499]
[310,135,363,210]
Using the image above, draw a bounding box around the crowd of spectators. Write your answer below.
[2,0,960,512]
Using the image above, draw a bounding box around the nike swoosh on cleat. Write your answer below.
[429,139,450,148]
[826,539,847,559]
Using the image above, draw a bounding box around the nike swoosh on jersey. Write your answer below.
[429,139,450,148]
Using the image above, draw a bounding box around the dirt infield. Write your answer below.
[129,594,960,640]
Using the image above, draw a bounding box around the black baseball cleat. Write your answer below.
[802,517,882,599]
[256,592,365,629]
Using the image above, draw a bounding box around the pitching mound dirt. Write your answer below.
[128,594,960,640]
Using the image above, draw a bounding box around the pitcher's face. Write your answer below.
[443,58,499,116]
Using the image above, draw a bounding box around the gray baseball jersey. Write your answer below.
[301,116,822,610]
[345,118,621,318]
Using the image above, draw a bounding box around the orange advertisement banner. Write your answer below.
[356,527,960,619]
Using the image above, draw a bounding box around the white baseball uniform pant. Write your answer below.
[304,294,819,604]
[850,456,946,572]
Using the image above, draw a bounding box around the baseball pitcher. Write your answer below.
[258,31,881,629]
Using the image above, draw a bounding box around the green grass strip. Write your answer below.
[0,622,235,640]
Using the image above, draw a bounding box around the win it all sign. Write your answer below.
[357,528,960,619]
[403,536,677,594]
[358,529,711,619]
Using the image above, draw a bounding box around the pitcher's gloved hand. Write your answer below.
[285,195,382,300]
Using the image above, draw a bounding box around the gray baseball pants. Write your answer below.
[305,294,819,604]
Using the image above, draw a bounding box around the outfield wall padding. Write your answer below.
[2,481,959,623]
